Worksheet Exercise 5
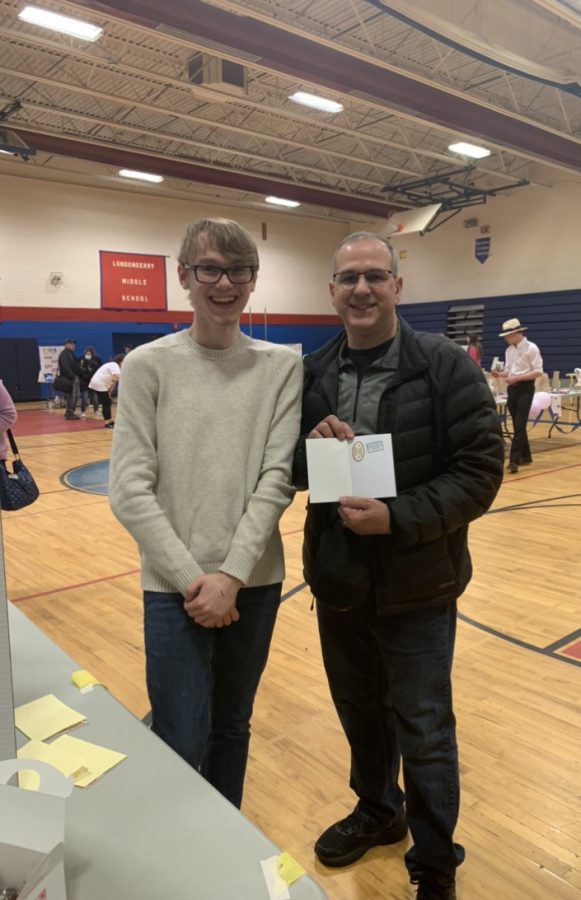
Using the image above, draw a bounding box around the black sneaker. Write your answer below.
[506,463,518,474]
[314,807,407,867]
[64,414,80,420]
[413,871,456,899]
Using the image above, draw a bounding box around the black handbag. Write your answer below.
[0,430,40,511]
[53,374,73,393]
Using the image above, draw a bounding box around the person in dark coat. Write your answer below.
[293,232,504,900]
[79,345,102,416]
[57,338,82,420]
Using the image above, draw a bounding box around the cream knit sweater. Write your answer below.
[109,330,303,595]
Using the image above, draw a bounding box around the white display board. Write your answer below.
[37,345,64,384]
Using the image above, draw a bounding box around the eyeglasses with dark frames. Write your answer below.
[182,264,257,284]
[333,269,393,288]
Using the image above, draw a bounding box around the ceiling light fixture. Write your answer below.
[265,196,301,208]
[448,142,491,159]
[18,6,103,41]
[289,91,343,114]
[119,169,164,183]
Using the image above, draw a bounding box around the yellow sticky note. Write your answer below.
[51,734,126,787]
[71,670,101,692]
[277,851,306,886]
[17,739,89,789]
[15,694,87,741]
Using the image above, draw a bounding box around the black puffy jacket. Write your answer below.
[293,318,504,615]
[57,347,81,381]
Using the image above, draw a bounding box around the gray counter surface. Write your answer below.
[9,604,326,900]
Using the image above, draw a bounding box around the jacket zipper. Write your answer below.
[352,372,363,423]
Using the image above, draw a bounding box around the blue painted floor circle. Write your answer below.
[62,460,110,495]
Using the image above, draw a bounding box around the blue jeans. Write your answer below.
[80,388,98,413]
[317,599,464,878]
[143,583,281,808]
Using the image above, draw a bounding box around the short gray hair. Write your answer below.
[332,231,398,278]
[178,217,259,268]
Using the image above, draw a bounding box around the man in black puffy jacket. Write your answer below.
[57,338,82,420]
[293,233,503,900]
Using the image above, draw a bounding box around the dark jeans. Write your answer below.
[143,583,281,808]
[80,388,98,413]
[64,377,79,417]
[507,381,535,465]
[64,390,76,417]
[95,389,112,420]
[317,598,464,878]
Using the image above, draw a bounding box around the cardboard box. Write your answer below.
[0,759,72,900]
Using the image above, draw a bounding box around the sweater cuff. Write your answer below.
[173,561,206,595]
[220,549,256,586]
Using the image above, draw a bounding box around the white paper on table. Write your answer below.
[306,434,396,503]
[260,856,291,900]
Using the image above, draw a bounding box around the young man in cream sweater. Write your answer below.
[109,218,302,807]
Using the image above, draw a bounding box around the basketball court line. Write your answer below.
[8,527,305,604]
[10,568,141,603]
[488,491,581,515]
[280,581,581,668]
[2,496,108,523]
[11,559,579,668]
[456,612,581,668]
[11,452,578,665]
[503,460,581,482]
[11,572,580,667]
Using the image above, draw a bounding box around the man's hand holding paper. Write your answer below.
[308,414,354,442]
[306,417,397,512]
[337,496,391,535]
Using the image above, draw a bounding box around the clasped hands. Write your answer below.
[493,371,521,385]
[184,571,242,629]
[309,415,391,536]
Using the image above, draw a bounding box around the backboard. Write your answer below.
[381,203,442,237]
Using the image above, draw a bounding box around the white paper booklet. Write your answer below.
[306,434,396,503]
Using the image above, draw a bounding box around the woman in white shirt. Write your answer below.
[89,355,124,428]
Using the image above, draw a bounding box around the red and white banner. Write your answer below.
[100,251,167,311]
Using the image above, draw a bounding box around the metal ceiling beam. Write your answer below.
[0,24,468,176]
[10,127,400,217]
[0,97,382,192]
[73,0,581,172]
[0,62,417,182]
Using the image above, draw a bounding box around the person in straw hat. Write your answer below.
[493,318,544,474]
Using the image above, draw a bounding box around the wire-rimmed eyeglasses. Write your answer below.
[333,269,393,288]
[182,264,257,284]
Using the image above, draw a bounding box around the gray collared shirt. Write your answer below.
[337,325,401,434]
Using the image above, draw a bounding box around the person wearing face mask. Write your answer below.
[79,346,102,417]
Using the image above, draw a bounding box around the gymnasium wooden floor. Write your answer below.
[3,403,581,900]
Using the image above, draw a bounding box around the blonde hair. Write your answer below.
[178,218,259,268]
